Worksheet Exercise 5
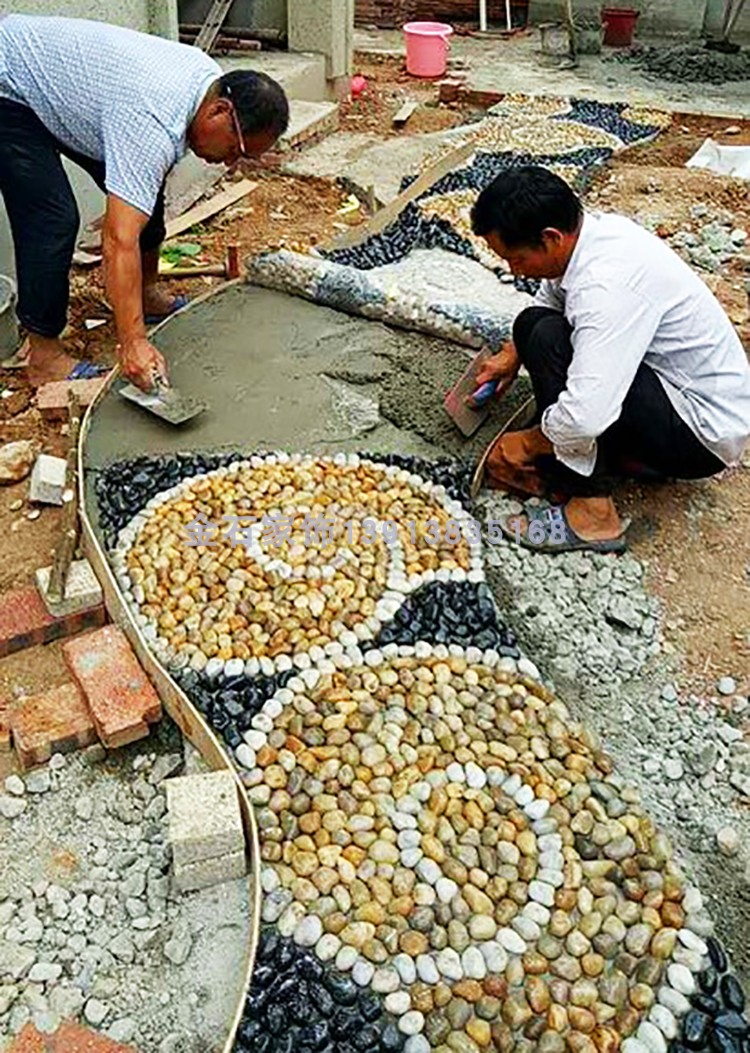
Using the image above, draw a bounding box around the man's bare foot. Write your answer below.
[565,496,623,540]
[25,335,79,387]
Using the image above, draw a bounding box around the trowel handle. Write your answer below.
[467,380,498,407]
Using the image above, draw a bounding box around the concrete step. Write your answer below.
[218,51,328,103]
[282,99,340,151]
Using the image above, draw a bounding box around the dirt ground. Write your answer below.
[0,57,747,704]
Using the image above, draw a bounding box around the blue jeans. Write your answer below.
[0,97,166,337]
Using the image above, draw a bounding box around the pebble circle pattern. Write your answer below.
[93,450,748,1053]
[111,455,481,675]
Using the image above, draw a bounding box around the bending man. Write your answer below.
[0,14,289,389]
[471,166,750,554]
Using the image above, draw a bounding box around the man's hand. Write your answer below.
[119,337,168,392]
[475,341,521,396]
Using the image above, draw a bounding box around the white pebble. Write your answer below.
[416,954,440,984]
[512,916,541,942]
[293,915,322,948]
[352,959,375,987]
[514,784,534,807]
[523,902,551,926]
[404,1037,430,1053]
[384,991,411,1016]
[667,962,696,996]
[479,940,508,972]
[371,966,399,993]
[335,945,358,972]
[497,927,527,955]
[677,929,708,956]
[398,1011,425,1036]
[525,798,549,820]
[435,948,462,981]
[503,773,522,796]
[465,762,486,789]
[415,858,441,885]
[235,745,256,770]
[636,1021,667,1053]
[528,880,556,907]
[436,877,459,904]
[446,762,465,783]
[461,946,486,979]
[622,1041,652,1053]
[243,730,267,751]
[649,1005,678,1040]
[393,953,417,985]
[315,933,340,961]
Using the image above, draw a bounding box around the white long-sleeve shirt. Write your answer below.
[536,211,750,476]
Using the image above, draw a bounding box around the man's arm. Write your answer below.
[541,282,660,475]
[102,194,168,391]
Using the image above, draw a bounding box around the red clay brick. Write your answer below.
[0,584,106,659]
[6,1022,48,1052]
[8,1020,138,1052]
[36,376,109,421]
[9,682,97,769]
[63,626,161,748]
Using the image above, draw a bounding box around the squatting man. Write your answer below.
[0,14,290,391]
[470,166,750,554]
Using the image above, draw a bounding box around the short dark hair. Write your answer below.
[471,166,582,248]
[218,70,290,139]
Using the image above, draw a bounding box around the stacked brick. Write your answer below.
[356,0,519,25]
[165,770,247,893]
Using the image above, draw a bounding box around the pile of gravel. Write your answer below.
[0,725,251,1052]
[615,43,750,84]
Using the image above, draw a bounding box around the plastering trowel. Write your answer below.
[117,377,207,425]
[444,348,499,437]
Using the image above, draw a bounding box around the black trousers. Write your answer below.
[0,98,166,338]
[514,306,725,497]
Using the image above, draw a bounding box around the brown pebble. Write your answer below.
[522,951,548,975]
[466,1017,492,1047]
[434,982,453,1009]
[502,991,532,1028]
[592,1025,621,1053]
[399,930,428,956]
[491,1021,516,1053]
[661,900,685,928]
[568,1030,598,1053]
[569,1008,597,1033]
[483,975,508,1000]
[548,1004,568,1032]
[453,980,483,1003]
[629,983,655,1011]
[525,975,551,1014]
[614,1007,639,1037]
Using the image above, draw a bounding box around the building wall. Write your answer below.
[0,0,179,36]
[528,0,708,35]
[703,0,750,39]
[178,0,287,34]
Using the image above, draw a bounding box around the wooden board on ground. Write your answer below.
[164,178,257,241]
[393,101,419,127]
[323,140,476,254]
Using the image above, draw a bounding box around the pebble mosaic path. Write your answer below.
[92,450,748,1053]
[246,96,672,350]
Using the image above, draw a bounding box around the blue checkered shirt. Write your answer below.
[0,14,221,215]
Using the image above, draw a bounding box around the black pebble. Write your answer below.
[693,994,721,1017]
[715,1012,750,1037]
[299,1021,330,1051]
[359,994,383,1023]
[708,937,729,973]
[380,1022,403,1052]
[701,968,720,995]
[325,973,358,1007]
[711,1029,744,1053]
[684,1010,711,1049]
[721,975,747,1013]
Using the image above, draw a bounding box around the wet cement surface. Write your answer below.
[84,283,530,482]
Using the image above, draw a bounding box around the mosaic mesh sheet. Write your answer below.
[247,95,671,351]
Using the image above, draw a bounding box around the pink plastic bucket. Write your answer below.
[403,21,453,78]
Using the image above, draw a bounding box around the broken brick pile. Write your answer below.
[0,580,162,767]
[8,1019,138,1052]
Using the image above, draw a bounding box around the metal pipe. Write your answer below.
[505,0,512,31]
[479,0,488,31]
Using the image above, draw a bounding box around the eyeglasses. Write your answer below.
[225,86,246,158]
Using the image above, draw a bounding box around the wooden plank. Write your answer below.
[164,179,257,240]
[194,0,236,53]
[47,394,81,604]
[324,139,476,254]
[392,100,419,126]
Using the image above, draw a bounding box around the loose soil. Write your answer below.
[0,69,747,702]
